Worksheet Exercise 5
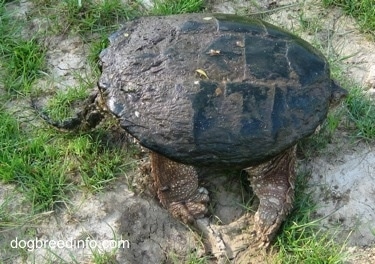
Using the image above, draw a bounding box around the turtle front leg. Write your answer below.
[245,146,296,247]
[151,152,209,223]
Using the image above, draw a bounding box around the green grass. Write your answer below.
[0,194,37,263]
[91,250,118,264]
[322,0,375,36]
[44,82,91,121]
[345,85,375,139]
[0,0,138,213]
[151,0,205,15]
[298,107,346,158]
[0,109,67,211]
[30,0,140,35]
[3,39,46,95]
[88,34,110,75]
[0,1,46,95]
[169,250,209,264]
[0,193,42,231]
[273,171,346,263]
[0,104,137,211]
[70,130,138,192]
[327,60,375,140]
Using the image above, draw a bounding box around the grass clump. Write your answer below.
[0,0,139,212]
[0,103,136,211]
[33,0,140,35]
[298,108,344,157]
[88,34,110,74]
[328,60,375,141]
[273,171,345,263]
[275,226,345,263]
[322,0,375,36]
[45,84,91,121]
[345,86,375,139]
[2,39,46,95]
[67,130,137,192]
[0,107,68,211]
[151,0,205,15]
[91,249,118,264]
[169,250,209,264]
[0,1,46,95]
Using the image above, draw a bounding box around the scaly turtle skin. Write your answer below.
[36,13,347,248]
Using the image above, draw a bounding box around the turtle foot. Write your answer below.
[151,152,209,223]
[193,146,296,262]
[168,187,209,223]
[195,215,269,264]
[245,146,296,247]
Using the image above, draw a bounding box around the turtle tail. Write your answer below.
[330,80,348,106]
[31,90,104,131]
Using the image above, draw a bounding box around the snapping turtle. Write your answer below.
[37,13,347,247]
[96,13,346,245]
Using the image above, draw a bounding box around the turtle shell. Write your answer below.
[98,13,334,168]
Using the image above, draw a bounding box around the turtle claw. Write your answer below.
[245,146,296,246]
[194,215,260,263]
[168,189,209,223]
[149,147,298,263]
[151,152,209,223]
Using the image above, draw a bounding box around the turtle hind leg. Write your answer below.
[151,152,209,223]
[245,146,296,247]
